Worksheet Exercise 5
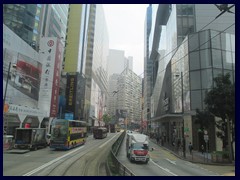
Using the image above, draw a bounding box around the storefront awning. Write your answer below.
[150,113,183,122]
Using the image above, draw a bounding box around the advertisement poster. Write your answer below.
[3,25,41,108]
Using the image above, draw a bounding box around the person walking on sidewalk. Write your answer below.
[188,142,193,155]
[201,144,205,154]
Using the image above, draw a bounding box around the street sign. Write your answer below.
[184,127,189,132]
[65,113,74,120]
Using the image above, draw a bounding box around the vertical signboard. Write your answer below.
[65,73,77,118]
[38,37,63,117]
[50,39,63,117]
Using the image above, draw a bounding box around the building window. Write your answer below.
[191,90,202,110]
[212,49,222,68]
[189,33,199,52]
[200,49,212,68]
[222,51,233,70]
[189,51,200,70]
[221,33,231,51]
[201,69,213,89]
[213,68,222,87]
[190,71,201,90]
[199,30,210,49]
[211,31,221,50]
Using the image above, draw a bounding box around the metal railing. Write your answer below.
[106,131,135,176]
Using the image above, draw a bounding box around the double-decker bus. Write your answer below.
[49,119,87,150]
[93,127,108,139]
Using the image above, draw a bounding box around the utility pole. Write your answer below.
[226,115,233,162]
[3,62,11,112]
[181,72,186,158]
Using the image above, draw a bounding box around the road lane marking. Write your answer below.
[150,159,178,176]
[99,134,119,148]
[23,146,84,176]
[165,158,176,165]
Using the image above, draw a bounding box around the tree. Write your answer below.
[204,73,234,161]
[195,109,214,130]
[194,109,214,150]
[102,114,111,125]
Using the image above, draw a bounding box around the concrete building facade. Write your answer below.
[117,68,142,126]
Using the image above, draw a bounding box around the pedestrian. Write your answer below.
[188,142,193,154]
[156,136,160,144]
[201,144,204,154]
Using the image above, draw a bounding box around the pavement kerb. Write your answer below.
[150,139,235,166]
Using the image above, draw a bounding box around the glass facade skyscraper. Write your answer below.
[3,4,43,50]
[146,4,235,152]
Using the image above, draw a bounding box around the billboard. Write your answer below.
[65,72,86,120]
[65,73,77,117]
[3,24,41,108]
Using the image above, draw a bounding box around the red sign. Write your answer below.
[47,40,54,47]
[50,39,63,117]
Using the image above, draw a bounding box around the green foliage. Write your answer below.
[204,73,235,148]
[102,114,111,125]
[212,151,229,158]
[195,109,214,129]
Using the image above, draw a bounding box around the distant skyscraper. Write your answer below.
[143,4,152,126]
[107,49,126,78]
[117,68,142,123]
[107,74,120,117]
[125,56,133,71]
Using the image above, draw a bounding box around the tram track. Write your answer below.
[32,133,120,176]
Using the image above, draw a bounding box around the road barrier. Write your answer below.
[106,131,135,176]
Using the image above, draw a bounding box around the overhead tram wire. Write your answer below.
[158,5,235,65]
[4,20,234,100]
[149,22,235,92]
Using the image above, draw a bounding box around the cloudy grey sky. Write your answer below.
[103,4,148,77]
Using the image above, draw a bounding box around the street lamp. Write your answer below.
[3,62,11,112]
[180,72,186,158]
[176,72,186,158]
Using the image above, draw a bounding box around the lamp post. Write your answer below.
[3,62,11,112]
[180,72,186,158]
[176,72,186,158]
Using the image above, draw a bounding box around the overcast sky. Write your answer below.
[103,4,148,77]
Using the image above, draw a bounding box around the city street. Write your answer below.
[117,133,235,176]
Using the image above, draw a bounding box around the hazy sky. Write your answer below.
[103,4,148,77]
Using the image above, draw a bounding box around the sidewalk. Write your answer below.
[149,138,235,176]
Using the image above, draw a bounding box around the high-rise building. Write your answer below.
[62,4,90,120]
[147,4,235,152]
[3,4,43,51]
[84,4,109,126]
[107,74,120,117]
[143,4,153,131]
[117,68,142,125]
[3,4,67,134]
[63,4,89,73]
[125,56,133,71]
[41,4,69,40]
[107,49,126,77]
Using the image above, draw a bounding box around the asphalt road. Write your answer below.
[117,133,232,176]
[3,133,121,176]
